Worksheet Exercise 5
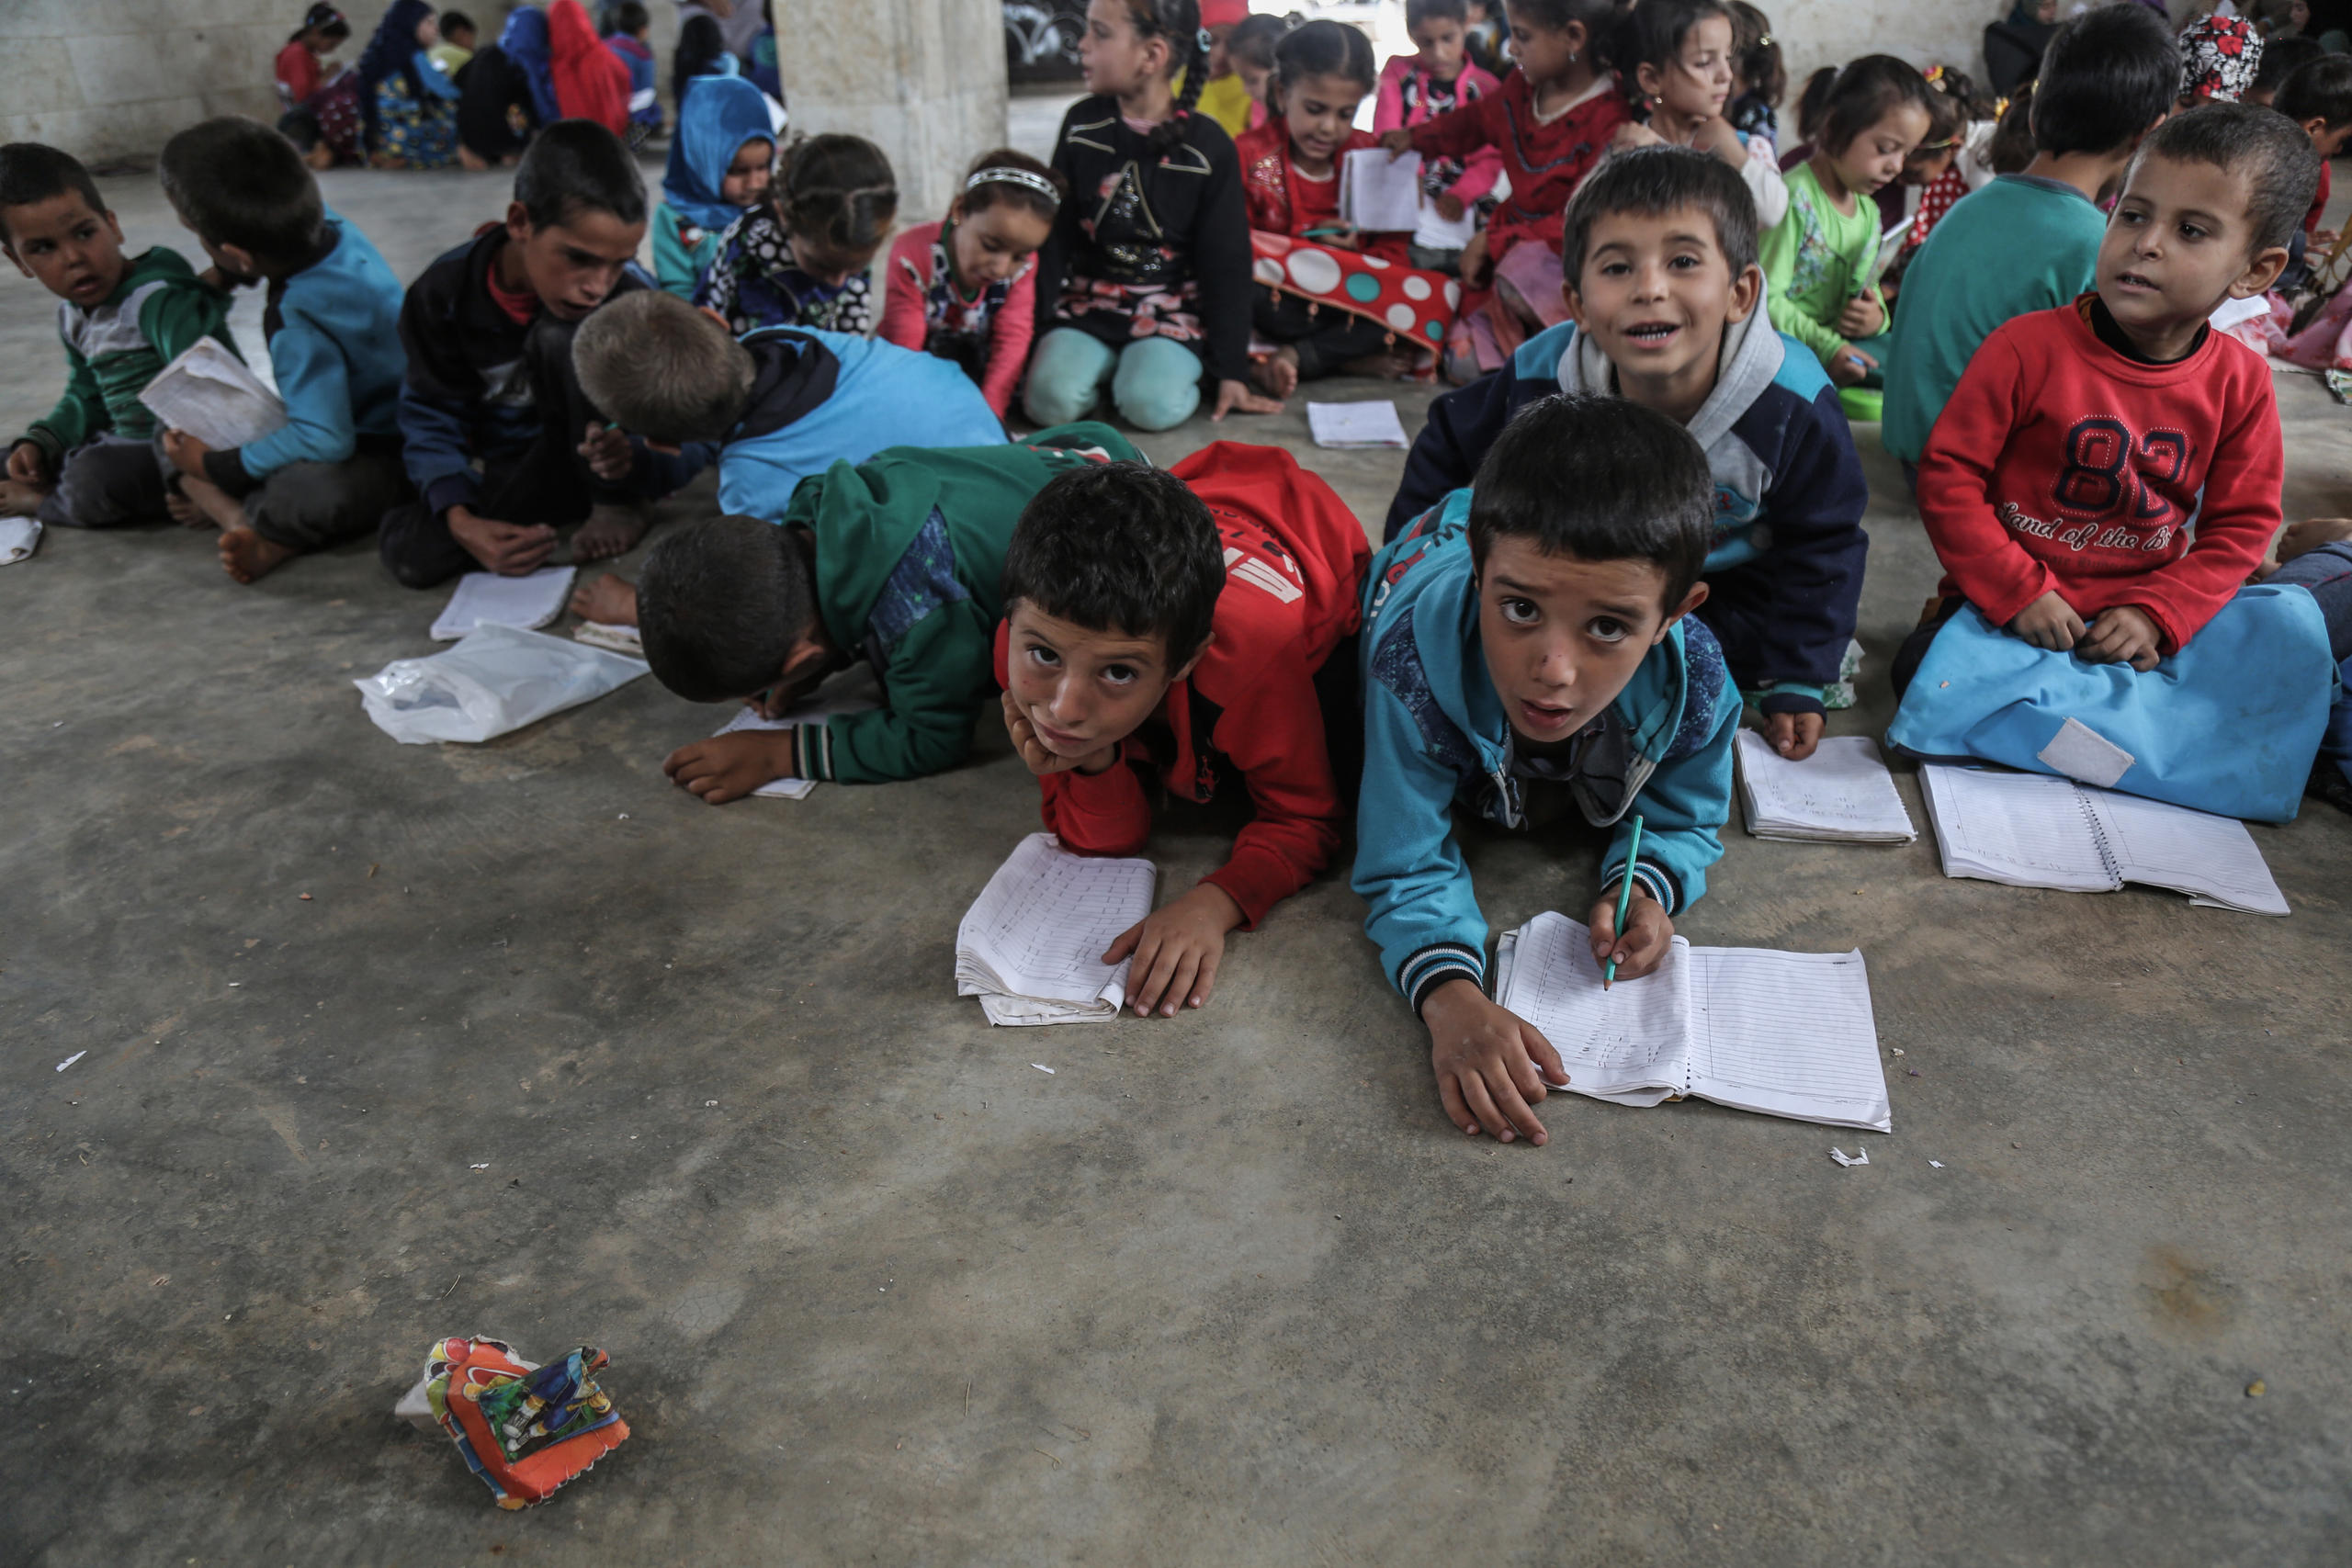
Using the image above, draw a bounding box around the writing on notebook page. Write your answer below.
[1505,917,1685,1079]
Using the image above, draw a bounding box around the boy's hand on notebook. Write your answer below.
[6,441,50,487]
[1837,294,1884,339]
[448,505,560,575]
[1588,884,1671,984]
[2077,604,2163,671]
[663,730,794,805]
[1103,884,1244,1016]
[159,429,210,477]
[1421,979,1566,1145]
[2007,590,2086,651]
[1761,710,1825,761]
[578,421,635,483]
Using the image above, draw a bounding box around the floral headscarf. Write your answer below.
[2178,14,2261,104]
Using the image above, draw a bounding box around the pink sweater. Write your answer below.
[1374,56,1504,205]
[877,220,1037,418]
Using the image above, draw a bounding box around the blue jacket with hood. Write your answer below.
[1354,490,1741,1014]
[1384,312,1868,717]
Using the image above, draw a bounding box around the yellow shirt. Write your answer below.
[1196,72,1256,140]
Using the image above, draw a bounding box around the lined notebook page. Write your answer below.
[1340,149,1424,231]
[1685,947,1891,1132]
[956,833,1155,1007]
[431,567,577,640]
[1736,731,1917,840]
[137,338,287,451]
[2088,790,2290,916]
[1922,765,2116,890]
[1497,913,1688,1098]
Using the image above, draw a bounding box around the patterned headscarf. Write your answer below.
[2177,14,2261,104]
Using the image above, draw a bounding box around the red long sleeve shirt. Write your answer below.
[1917,297,2282,653]
[1406,70,1628,262]
[994,443,1370,928]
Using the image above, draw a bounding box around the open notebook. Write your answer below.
[703,665,884,798]
[1734,730,1916,842]
[1340,148,1423,232]
[956,833,1156,1026]
[1919,764,2288,916]
[431,567,576,640]
[1493,911,1891,1131]
[137,338,286,452]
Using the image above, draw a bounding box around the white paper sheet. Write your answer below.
[572,620,642,656]
[1306,400,1409,449]
[707,665,884,798]
[1494,911,1686,1101]
[1920,765,2116,891]
[2088,789,2290,916]
[1413,197,1479,252]
[1685,946,1890,1132]
[430,567,577,641]
[956,834,1156,1024]
[0,516,40,565]
[1340,148,1424,232]
[1734,730,1916,842]
[136,338,287,452]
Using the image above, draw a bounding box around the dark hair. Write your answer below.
[157,117,325,265]
[572,289,757,444]
[1917,71,1968,151]
[1561,143,1758,281]
[2256,36,2328,104]
[1988,79,2038,174]
[514,118,648,228]
[1792,64,1838,143]
[1406,0,1467,33]
[959,146,1068,222]
[2278,54,2352,128]
[604,1,649,37]
[639,518,819,703]
[1226,12,1290,72]
[1817,55,1936,155]
[1504,0,1621,70]
[292,3,350,44]
[1466,394,1713,614]
[2133,99,2321,256]
[1273,18,1377,99]
[1001,464,1225,665]
[673,12,728,104]
[0,143,107,247]
[1121,0,1212,155]
[774,132,898,253]
[438,8,476,40]
[2028,2,2177,158]
[1726,2,1783,109]
[1616,0,1733,112]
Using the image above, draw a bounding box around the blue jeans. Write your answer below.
[1023,328,1203,432]
[2271,540,2352,660]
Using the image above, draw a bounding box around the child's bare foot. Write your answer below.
[2279,516,2352,565]
[165,491,213,528]
[572,502,651,562]
[174,470,249,532]
[218,526,296,584]
[570,572,640,626]
[1251,345,1301,400]
[0,478,47,517]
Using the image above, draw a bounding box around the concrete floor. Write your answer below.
[5,157,2351,1567]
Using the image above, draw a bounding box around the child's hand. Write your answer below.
[1612,120,1664,152]
[1211,378,1283,422]
[578,421,635,483]
[8,440,52,487]
[1000,689,1118,776]
[1103,884,1245,1016]
[1827,344,1876,386]
[1433,191,1465,223]
[1421,977,1567,1145]
[2077,604,2164,671]
[1459,230,1492,287]
[1379,127,1416,157]
[1762,710,1826,761]
[662,730,794,805]
[2007,590,2086,651]
[447,504,559,575]
[1837,294,1884,337]
[1589,882,1672,984]
[160,428,211,477]
[1322,225,1364,251]
[1690,115,1747,164]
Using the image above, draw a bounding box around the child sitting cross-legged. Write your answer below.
[877,150,1065,419]
[154,117,410,585]
[996,445,1370,1017]
[0,143,238,529]
[1356,393,1739,1146]
[1388,147,1867,761]
[697,133,898,338]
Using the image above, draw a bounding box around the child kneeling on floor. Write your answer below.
[1356,392,1738,1146]
[1387,147,1867,761]
[155,117,410,584]
[997,444,1369,1017]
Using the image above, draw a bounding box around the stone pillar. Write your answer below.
[773,0,1010,220]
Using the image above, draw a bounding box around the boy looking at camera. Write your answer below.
[1356,392,1738,1148]
[996,445,1369,1019]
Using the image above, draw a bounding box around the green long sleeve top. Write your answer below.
[1757,161,1883,372]
[19,246,238,462]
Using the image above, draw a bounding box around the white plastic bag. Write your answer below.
[355,623,650,744]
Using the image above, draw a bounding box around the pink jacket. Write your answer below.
[876,220,1038,418]
[1374,55,1504,205]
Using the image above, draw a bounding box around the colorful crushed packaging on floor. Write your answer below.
[395,1335,629,1507]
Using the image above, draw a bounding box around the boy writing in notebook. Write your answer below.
[0,142,237,528]
[378,120,702,589]
[1905,103,2314,691]
[996,446,1369,1018]
[154,117,410,584]
[1386,147,1866,761]
[1356,393,1739,1146]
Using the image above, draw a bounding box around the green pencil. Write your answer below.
[1603,814,1645,988]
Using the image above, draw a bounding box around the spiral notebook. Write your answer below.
[956,834,1156,1026]
[1734,730,1916,842]
[1918,765,2288,915]
[1492,911,1890,1132]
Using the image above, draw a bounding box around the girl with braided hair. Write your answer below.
[696,133,899,336]
[1024,0,1277,431]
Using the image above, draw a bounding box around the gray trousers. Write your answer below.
[36,434,170,528]
[242,452,408,552]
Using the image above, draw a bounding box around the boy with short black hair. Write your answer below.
[1883,3,2178,472]
[1387,145,1866,761]
[637,426,1136,795]
[1357,392,1739,1147]
[2275,54,2352,246]
[154,116,410,583]
[997,445,1369,1017]
[0,143,237,528]
[378,118,699,589]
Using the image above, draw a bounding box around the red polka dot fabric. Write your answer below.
[1250,232,1462,380]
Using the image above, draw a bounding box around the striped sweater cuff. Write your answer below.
[789,722,835,783]
[1399,942,1485,1016]
[1602,859,1679,917]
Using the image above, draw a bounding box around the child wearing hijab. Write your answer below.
[359,1,461,170]
[549,0,632,136]
[654,75,776,299]
[2177,13,2261,108]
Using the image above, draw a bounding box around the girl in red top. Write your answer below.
[877,149,1064,418]
[277,5,350,112]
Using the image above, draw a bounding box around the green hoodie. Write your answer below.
[21,245,238,462]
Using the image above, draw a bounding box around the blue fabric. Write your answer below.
[237,213,407,478]
[498,7,562,128]
[413,49,460,100]
[662,76,773,235]
[1351,490,1741,1010]
[865,510,970,655]
[2324,656,2352,796]
[1021,328,1203,431]
[716,329,1007,520]
[356,0,434,140]
[1886,587,2338,823]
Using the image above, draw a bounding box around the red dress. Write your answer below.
[1406,70,1629,261]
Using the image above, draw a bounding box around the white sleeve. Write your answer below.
[1739,138,1790,230]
